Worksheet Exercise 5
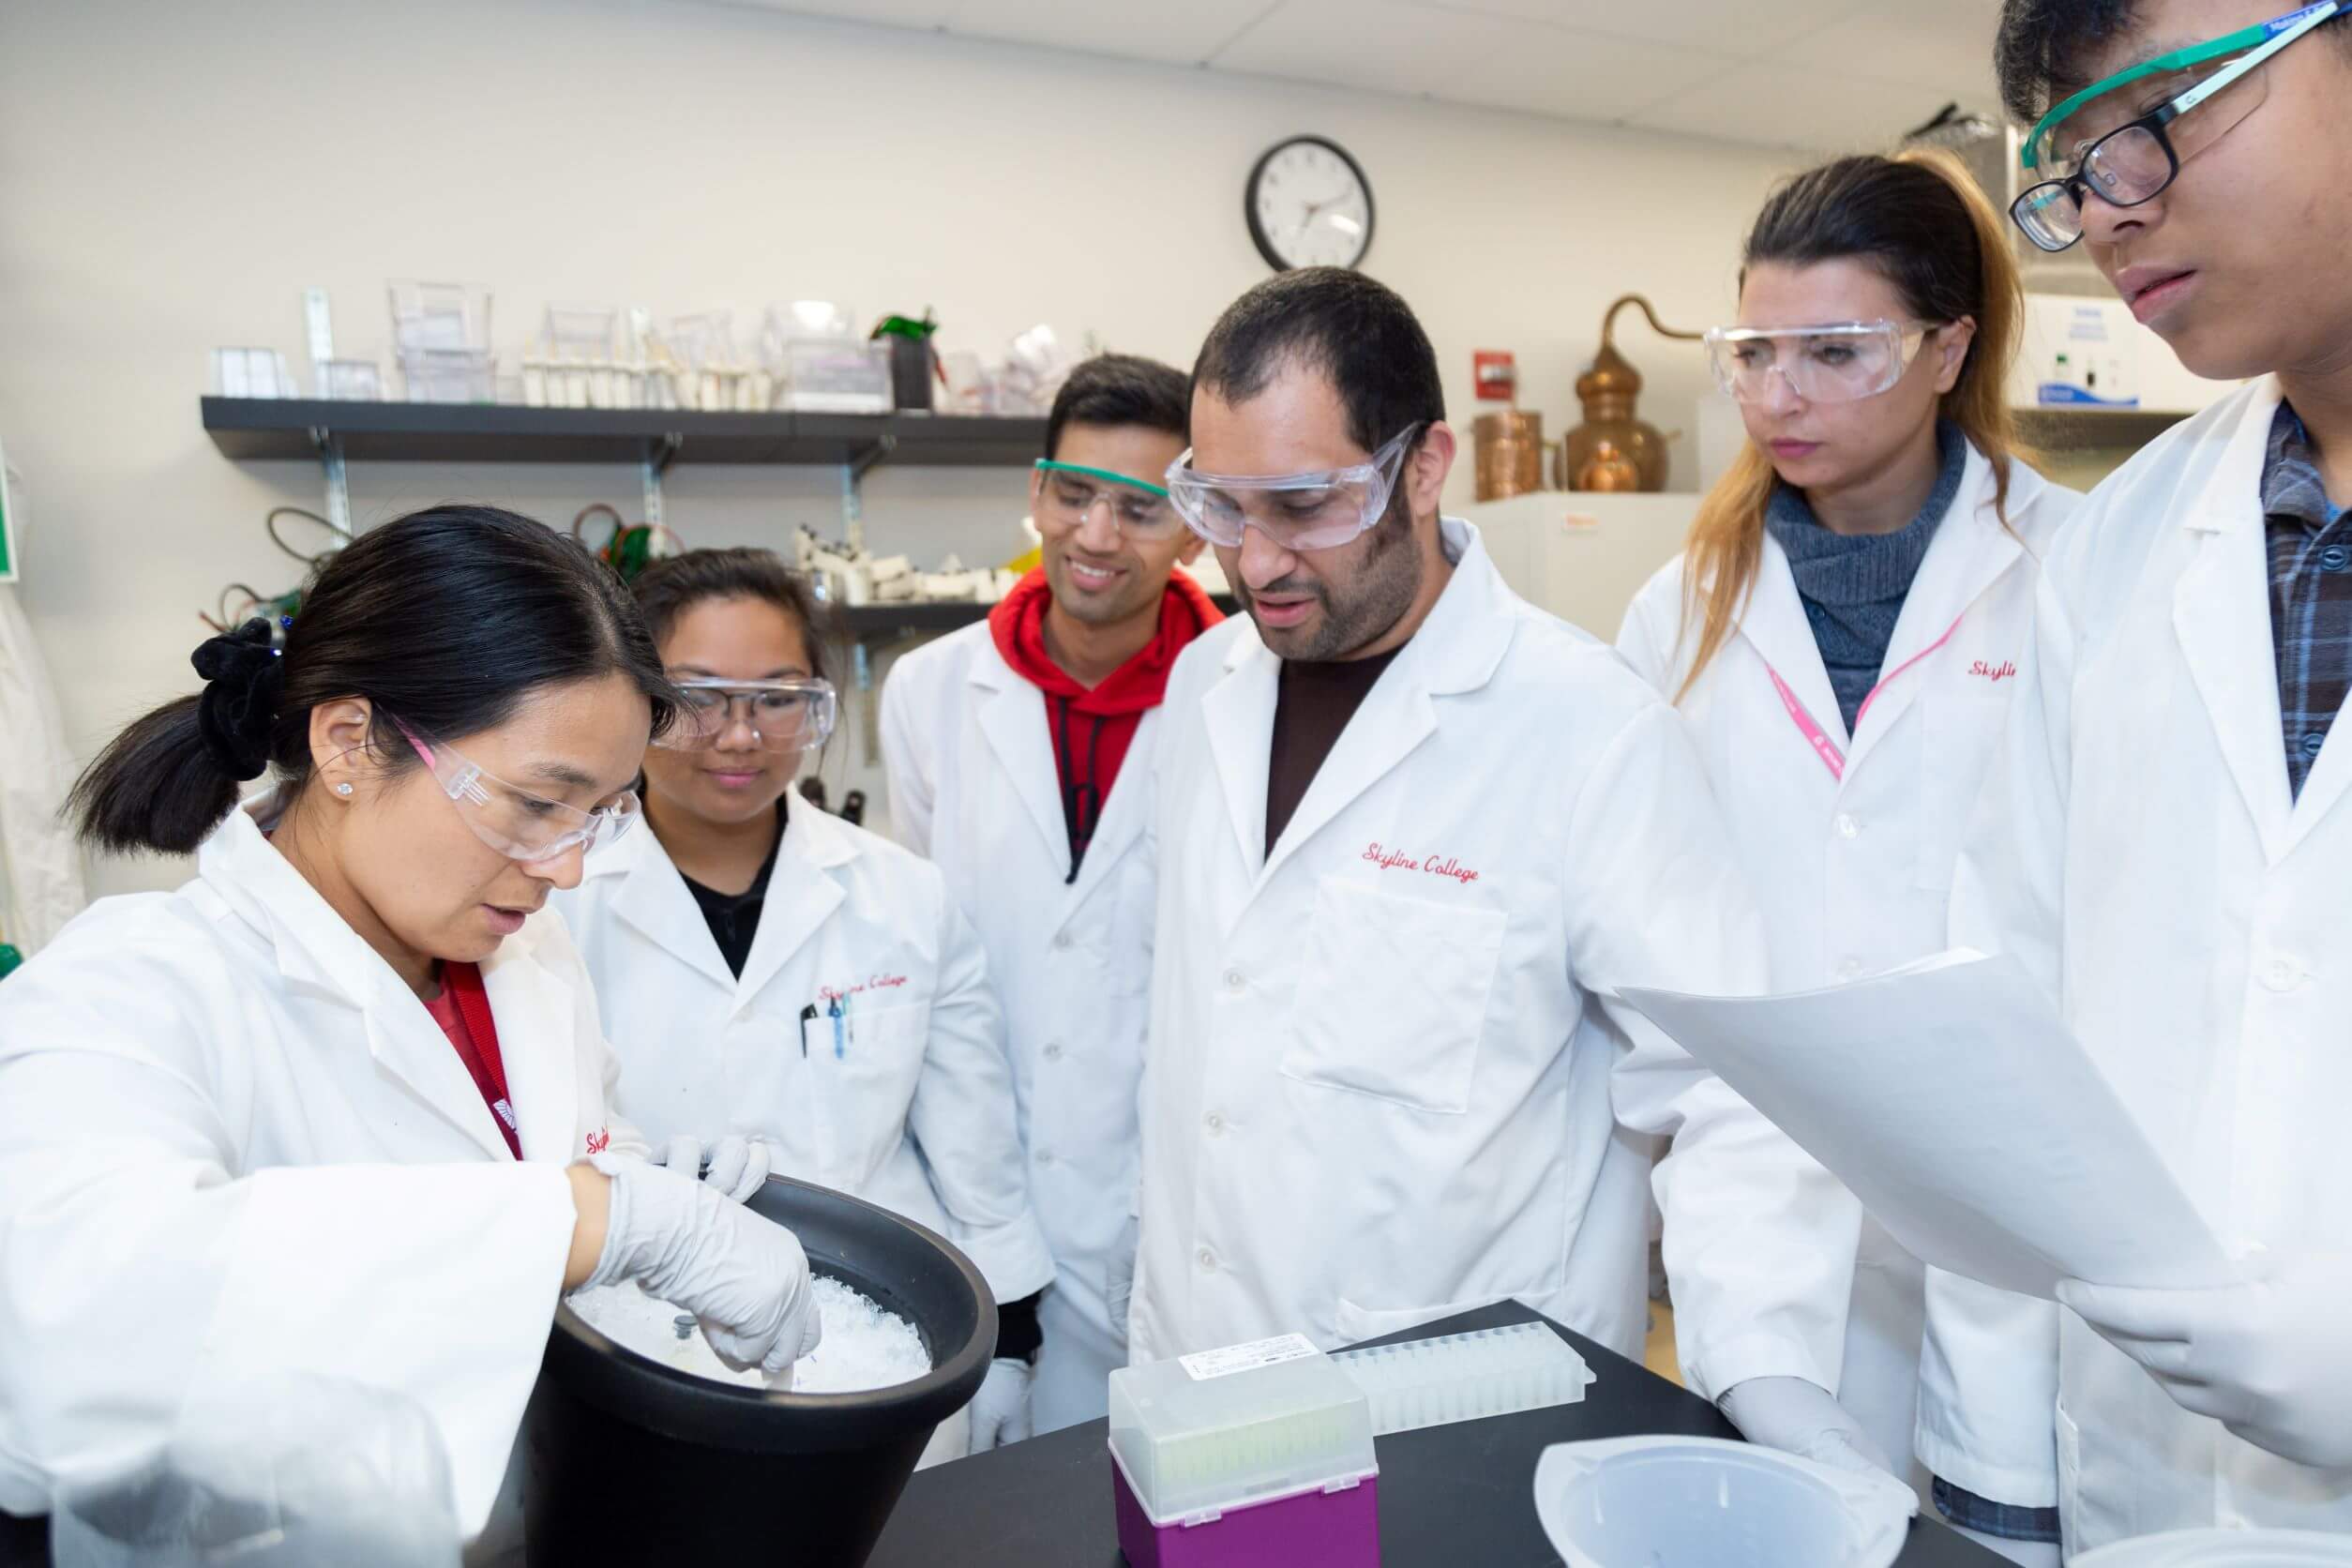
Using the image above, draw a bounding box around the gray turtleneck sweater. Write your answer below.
[1764,422,1966,732]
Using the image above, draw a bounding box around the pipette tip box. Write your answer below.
[1108,1334,1380,1568]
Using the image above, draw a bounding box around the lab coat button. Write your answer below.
[1223,968,1244,992]
[1052,930,1075,951]
[1037,1150,1056,1167]
[1835,813,1861,840]
[1205,1112,1225,1135]
[2262,957,2299,991]
[1197,1247,1215,1272]
[1043,1041,1064,1061]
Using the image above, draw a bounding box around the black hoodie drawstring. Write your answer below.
[1054,694,1107,885]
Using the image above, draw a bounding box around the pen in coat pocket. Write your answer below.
[800,1003,817,1058]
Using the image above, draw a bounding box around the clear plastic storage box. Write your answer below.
[211,348,300,400]
[1107,1336,1379,1568]
[399,347,494,404]
[386,280,492,353]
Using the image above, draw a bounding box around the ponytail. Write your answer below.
[1674,147,2035,702]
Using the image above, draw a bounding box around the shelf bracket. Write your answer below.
[642,433,683,530]
[309,426,350,535]
[839,432,897,556]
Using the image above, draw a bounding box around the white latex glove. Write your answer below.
[2058,1252,2352,1469]
[968,1358,1034,1451]
[1718,1376,1895,1476]
[582,1153,822,1377]
[652,1133,772,1204]
[1950,1523,2060,1567]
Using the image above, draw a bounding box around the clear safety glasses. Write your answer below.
[652,678,838,754]
[398,723,641,862]
[1164,425,1421,553]
[1031,460,1184,541]
[1703,321,1943,405]
[2012,0,2341,252]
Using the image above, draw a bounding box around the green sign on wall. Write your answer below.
[0,441,14,582]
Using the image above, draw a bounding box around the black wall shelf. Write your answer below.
[200,399,1047,469]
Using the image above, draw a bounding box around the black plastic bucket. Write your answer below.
[522,1175,995,1567]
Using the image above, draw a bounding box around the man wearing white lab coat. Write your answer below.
[1954,0,2352,1546]
[1129,269,1863,1439]
[882,354,1221,1431]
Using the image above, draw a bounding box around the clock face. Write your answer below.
[1245,136,1375,272]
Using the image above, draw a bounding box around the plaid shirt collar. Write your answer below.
[2264,402,2338,532]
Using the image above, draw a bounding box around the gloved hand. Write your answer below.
[2058,1252,2352,1469]
[1949,1523,2060,1567]
[968,1358,1035,1451]
[582,1153,822,1377]
[652,1132,772,1204]
[1718,1376,1895,1476]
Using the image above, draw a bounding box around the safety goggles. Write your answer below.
[2013,0,2341,252]
[653,678,838,754]
[398,723,641,862]
[1032,460,1184,541]
[1164,425,1421,553]
[1702,321,1942,405]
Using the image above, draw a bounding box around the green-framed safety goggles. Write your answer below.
[2011,0,2341,250]
[2021,0,2341,172]
[1032,459,1183,538]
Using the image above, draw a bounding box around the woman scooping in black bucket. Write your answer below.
[0,506,823,1562]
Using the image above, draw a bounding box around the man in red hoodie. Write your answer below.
[881,353,1221,1438]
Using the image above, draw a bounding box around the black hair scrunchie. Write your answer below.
[190,618,285,781]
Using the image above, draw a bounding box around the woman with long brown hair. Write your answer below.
[1619,150,2077,1563]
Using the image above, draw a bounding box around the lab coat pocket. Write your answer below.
[1281,877,1505,1116]
[820,1001,930,1185]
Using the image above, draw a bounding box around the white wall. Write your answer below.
[0,0,1802,897]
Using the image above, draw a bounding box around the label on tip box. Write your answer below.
[1179,1334,1322,1381]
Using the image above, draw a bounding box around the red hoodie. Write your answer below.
[988,566,1222,882]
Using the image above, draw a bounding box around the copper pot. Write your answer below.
[1472,410,1545,501]
[1560,294,1698,493]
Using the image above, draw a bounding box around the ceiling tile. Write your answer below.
[1419,0,1864,53]
[726,0,960,25]
[1212,0,1517,98]
[1455,23,1741,122]
[1755,0,2003,102]
[1627,65,1960,153]
[944,0,1277,63]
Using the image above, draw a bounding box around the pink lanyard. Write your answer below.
[1762,612,1968,784]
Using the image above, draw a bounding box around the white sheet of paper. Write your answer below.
[1620,951,2234,1299]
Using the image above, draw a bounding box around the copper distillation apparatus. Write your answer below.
[1559,294,1703,492]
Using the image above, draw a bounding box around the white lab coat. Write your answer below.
[1953,378,2352,1549]
[0,582,85,951]
[550,801,1054,1310]
[0,800,637,1538]
[1128,517,1860,1402]
[881,621,1160,1430]
[1618,444,2080,1508]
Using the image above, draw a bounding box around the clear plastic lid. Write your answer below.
[1108,1335,1377,1528]
[2073,1531,2352,1568]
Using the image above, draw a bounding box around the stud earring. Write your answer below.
[335,782,354,796]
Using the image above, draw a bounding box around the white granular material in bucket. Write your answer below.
[792,1276,933,1394]
[568,1276,931,1395]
